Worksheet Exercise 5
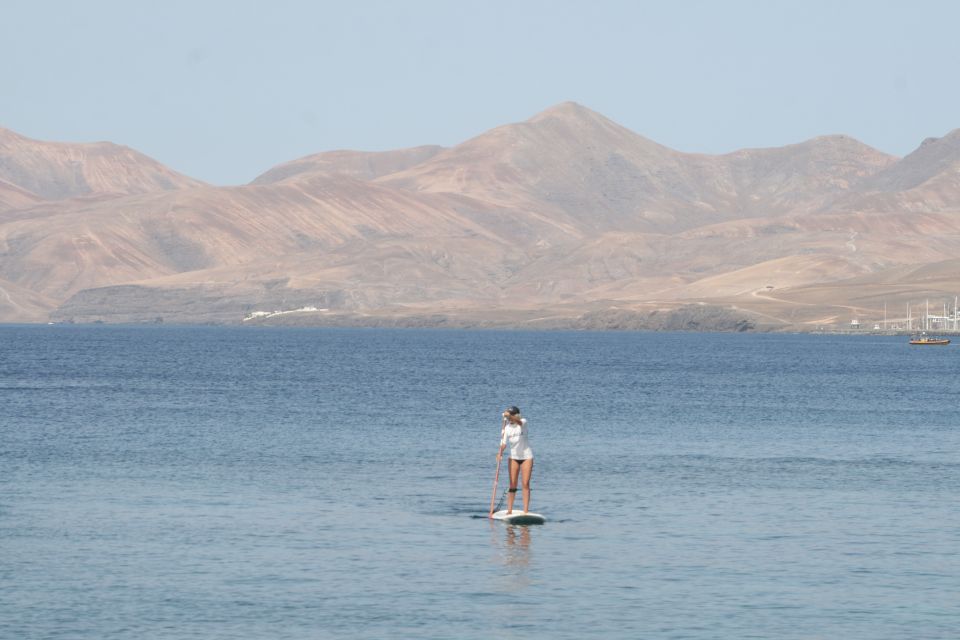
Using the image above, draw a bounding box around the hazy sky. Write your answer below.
[3,0,959,185]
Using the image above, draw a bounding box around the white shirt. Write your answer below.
[501,417,533,460]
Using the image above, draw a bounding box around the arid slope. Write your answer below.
[1,104,958,328]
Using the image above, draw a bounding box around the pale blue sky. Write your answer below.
[3,0,959,185]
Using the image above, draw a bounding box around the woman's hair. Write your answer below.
[506,406,521,416]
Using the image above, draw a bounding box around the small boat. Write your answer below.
[909,333,951,345]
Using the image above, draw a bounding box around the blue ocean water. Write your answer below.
[1,326,958,639]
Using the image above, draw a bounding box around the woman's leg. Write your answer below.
[507,458,520,513]
[520,459,534,512]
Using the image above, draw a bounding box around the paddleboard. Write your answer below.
[491,510,546,525]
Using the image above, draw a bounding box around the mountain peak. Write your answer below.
[526,101,615,127]
[0,125,205,200]
[530,100,592,118]
[902,128,960,155]
[796,134,895,160]
[861,127,960,192]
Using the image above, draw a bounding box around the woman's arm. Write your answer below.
[497,416,508,459]
[503,412,523,425]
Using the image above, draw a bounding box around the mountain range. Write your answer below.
[2,102,959,329]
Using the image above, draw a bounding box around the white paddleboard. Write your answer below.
[491,510,546,525]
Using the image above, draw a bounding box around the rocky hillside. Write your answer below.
[2,104,959,328]
[0,127,204,202]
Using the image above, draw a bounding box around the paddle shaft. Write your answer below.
[488,417,507,517]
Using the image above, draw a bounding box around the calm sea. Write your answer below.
[2,326,958,639]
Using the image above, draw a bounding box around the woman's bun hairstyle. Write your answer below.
[507,406,521,416]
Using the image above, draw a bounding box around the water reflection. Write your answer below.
[489,520,533,573]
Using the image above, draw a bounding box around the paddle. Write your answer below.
[488,415,507,517]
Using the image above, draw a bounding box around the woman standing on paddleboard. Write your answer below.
[497,406,534,514]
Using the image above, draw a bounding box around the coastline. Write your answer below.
[22,314,959,337]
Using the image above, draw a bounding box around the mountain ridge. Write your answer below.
[0,126,205,201]
[2,103,959,329]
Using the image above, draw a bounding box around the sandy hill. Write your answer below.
[252,145,445,184]
[838,129,960,213]
[0,177,43,212]
[0,104,958,329]
[379,103,896,233]
[0,127,205,202]
[860,129,960,193]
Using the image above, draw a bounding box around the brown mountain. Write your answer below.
[0,127,205,201]
[860,129,960,193]
[1,103,959,329]
[252,145,444,184]
[0,276,57,323]
[0,177,43,212]
[379,102,896,233]
[838,129,960,213]
[0,175,512,303]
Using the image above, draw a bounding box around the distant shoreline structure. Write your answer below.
[34,299,960,336]
[243,306,325,322]
[29,318,960,337]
